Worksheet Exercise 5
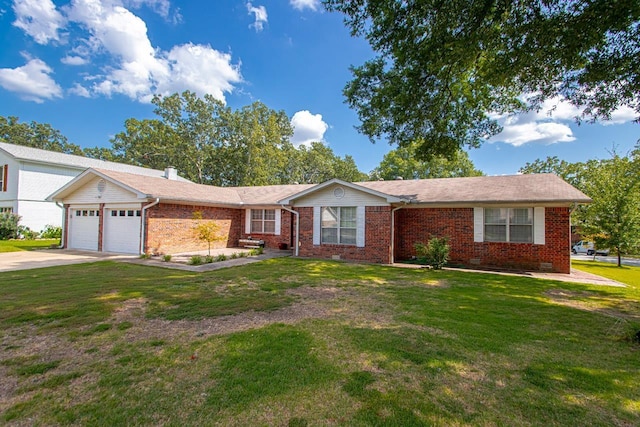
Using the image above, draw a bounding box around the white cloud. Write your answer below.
[291,110,328,146]
[61,55,88,65]
[604,105,637,125]
[12,0,66,44]
[246,2,267,32]
[490,96,636,146]
[123,0,170,18]
[65,0,241,103]
[290,0,320,11]
[0,57,62,103]
[69,82,91,97]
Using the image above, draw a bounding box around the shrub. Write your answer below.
[215,254,227,262]
[205,255,214,263]
[415,237,450,269]
[162,254,172,262]
[40,224,62,239]
[189,255,203,265]
[0,212,20,240]
[238,251,247,258]
[139,253,151,259]
[18,226,39,240]
[230,252,238,259]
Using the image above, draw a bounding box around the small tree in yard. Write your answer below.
[192,211,225,256]
[415,237,450,270]
[0,212,21,240]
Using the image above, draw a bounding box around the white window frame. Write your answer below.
[483,207,534,243]
[251,209,276,234]
[321,206,357,245]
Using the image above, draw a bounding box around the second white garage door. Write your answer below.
[103,208,142,254]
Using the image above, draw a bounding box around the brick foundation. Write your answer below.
[394,207,571,273]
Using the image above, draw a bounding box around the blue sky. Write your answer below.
[0,0,638,177]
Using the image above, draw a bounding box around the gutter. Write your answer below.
[55,202,65,248]
[140,198,160,255]
[280,205,299,256]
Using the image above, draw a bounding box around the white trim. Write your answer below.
[313,206,320,245]
[356,206,365,247]
[473,207,484,243]
[534,207,545,245]
[275,208,281,236]
[278,178,405,205]
[245,209,251,233]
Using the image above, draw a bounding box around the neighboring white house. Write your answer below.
[0,141,188,233]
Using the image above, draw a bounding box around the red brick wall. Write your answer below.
[144,203,242,254]
[239,209,294,249]
[394,207,571,273]
[297,206,392,264]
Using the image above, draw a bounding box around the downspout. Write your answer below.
[140,198,160,255]
[55,202,65,249]
[280,205,299,256]
[390,204,406,264]
[569,202,579,267]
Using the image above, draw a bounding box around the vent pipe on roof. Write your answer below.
[164,167,178,180]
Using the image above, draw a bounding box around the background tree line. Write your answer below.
[0,91,481,185]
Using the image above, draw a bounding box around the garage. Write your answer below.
[68,208,99,251]
[103,207,142,254]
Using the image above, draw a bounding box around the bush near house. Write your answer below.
[415,237,450,269]
[0,212,21,240]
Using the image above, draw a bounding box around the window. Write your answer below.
[251,209,276,233]
[321,206,356,245]
[484,208,533,243]
[0,207,12,213]
[0,165,4,192]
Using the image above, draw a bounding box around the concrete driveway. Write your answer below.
[0,250,136,272]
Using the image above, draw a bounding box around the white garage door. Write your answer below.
[103,208,142,254]
[68,208,99,251]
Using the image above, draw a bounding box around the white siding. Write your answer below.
[64,176,140,204]
[534,207,545,245]
[356,206,365,247]
[16,200,64,231]
[473,207,484,242]
[18,162,79,200]
[313,206,320,245]
[294,184,388,207]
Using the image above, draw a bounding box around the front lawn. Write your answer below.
[1,259,638,425]
[0,239,59,253]
[572,259,640,289]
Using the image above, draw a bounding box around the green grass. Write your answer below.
[0,239,59,252]
[0,258,639,425]
[572,259,640,288]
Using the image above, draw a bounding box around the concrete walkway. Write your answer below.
[393,263,625,287]
[124,249,292,272]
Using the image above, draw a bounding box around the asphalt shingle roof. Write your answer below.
[89,169,590,207]
[0,141,190,182]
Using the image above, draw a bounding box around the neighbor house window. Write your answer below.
[251,209,276,233]
[321,206,356,245]
[484,208,533,243]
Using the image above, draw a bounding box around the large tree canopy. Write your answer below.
[370,144,483,180]
[324,0,640,159]
[0,116,84,155]
[111,91,365,186]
